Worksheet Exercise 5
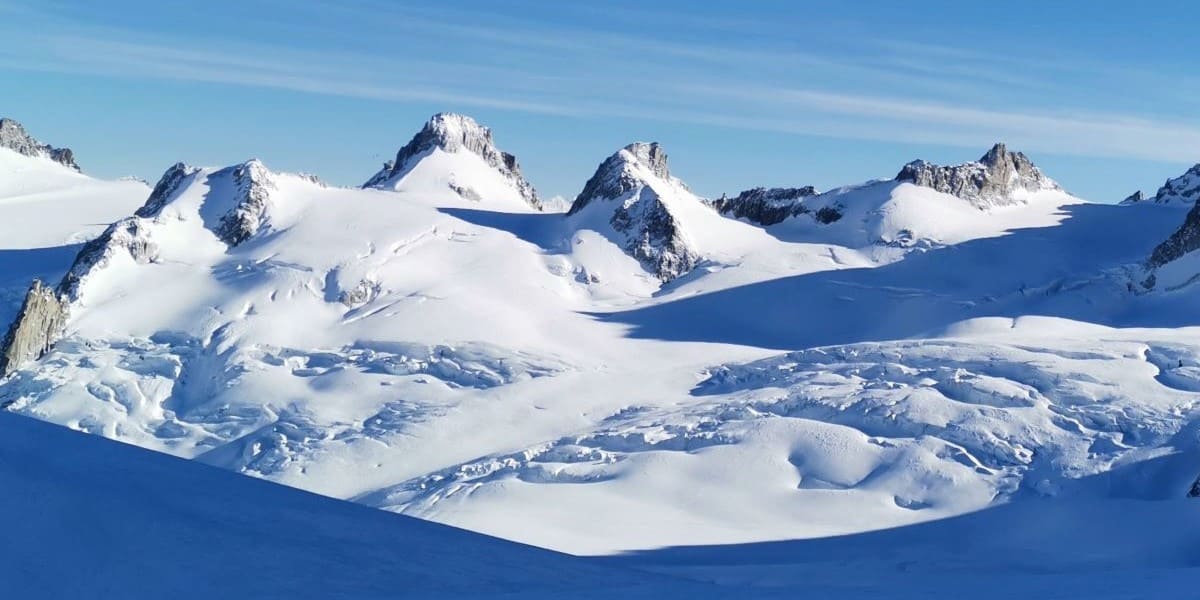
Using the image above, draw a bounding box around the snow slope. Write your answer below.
[7,407,1196,599]
[0,410,711,599]
[0,148,147,326]
[2,118,1200,572]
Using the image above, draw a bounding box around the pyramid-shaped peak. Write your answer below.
[0,117,79,171]
[568,142,676,216]
[619,142,670,180]
[363,112,540,209]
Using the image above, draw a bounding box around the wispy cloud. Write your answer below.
[4,0,1200,166]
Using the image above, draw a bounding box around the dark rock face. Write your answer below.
[1144,164,1200,205]
[611,187,698,282]
[1147,201,1200,268]
[1190,475,1200,498]
[895,143,1058,207]
[568,142,699,282]
[569,143,669,216]
[0,280,67,377]
[1120,190,1145,205]
[363,113,541,209]
[215,160,275,246]
[136,162,200,218]
[709,186,828,226]
[0,118,80,171]
[58,218,159,301]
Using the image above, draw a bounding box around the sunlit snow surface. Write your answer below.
[2,146,1200,596]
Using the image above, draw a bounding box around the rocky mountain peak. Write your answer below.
[708,186,841,227]
[895,143,1059,208]
[568,142,674,216]
[0,280,67,377]
[362,113,540,209]
[1144,164,1200,205]
[135,162,201,218]
[1147,201,1200,270]
[567,142,700,282]
[0,117,79,171]
[215,159,275,246]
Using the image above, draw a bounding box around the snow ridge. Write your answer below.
[895,143,1059,208]
[1124,164,1200,205]
[363,113,541,209]
[0,118,79,171]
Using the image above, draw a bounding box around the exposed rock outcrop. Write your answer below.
[1146,201,1200,269]
[0,280,67,377]
[363,113,541,209]
[1189,475,1200,498]
[709,186,843,226]
[215,160,275,246]
[1120,190,1145,205]
[568,142,698,282]
[136,162,200,218]
[57,218,159,301]
[0,118,79,171]
[1138,164,1200,205]
[895,143,1059,208]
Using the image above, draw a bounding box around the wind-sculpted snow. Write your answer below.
[357,330,1200,553]
[2,331,566,474]
[9,115,1200,563]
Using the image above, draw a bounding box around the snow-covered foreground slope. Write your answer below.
[6,408,1196,598]
[0,410,702,599]
[3,115,1200,571]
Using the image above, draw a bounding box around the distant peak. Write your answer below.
[0,117,79,171]
[363,112,540,209]
[1142,163,1200,205]
[568,142,674,216]
[895,143,1058,208]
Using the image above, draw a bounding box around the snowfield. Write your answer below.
[2,115,1200,596]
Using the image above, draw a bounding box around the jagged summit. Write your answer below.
[567,142,702,282]
[363,113,540,209]
[895,143,1059,208]
[568,142,672,216]
[0,118,79,171]
[1125,164,1200,206]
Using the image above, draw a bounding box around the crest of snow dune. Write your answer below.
[567,142,702,282]
[363,113,541,209]
[0,118,79,171]
[895,143,1060,208]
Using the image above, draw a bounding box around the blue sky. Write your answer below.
[3,0,1200,203]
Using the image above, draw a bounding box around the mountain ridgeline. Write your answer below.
[3,113,1200,377]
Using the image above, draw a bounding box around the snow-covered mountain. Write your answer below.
[0,117,79,170]
[2,114,1200,571]
[1122,163,1200,205]
[895,142,1060,208]
[363,112,542,210]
